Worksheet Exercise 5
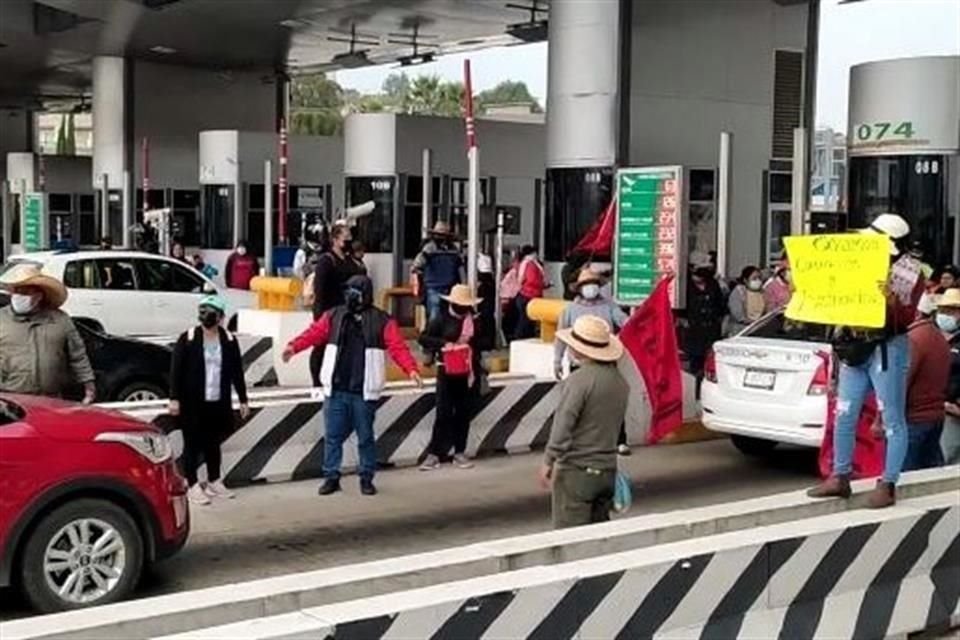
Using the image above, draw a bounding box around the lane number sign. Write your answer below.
[854,121,915,143]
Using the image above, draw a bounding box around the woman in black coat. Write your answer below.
[169,296,249,506]
[418,285,486,471]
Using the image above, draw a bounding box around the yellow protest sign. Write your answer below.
[784,233,890,328]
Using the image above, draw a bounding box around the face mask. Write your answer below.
[581,284,600,300]
[236,246,247,256]
[449,304,471,317]
[936,314,959,334]
[747,279,763,292]
[345,288,364,312]
[10,293,39,315]
[694,268,713,280]
[199,309,220,329]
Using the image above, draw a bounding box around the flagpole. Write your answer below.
[463,59,479,293]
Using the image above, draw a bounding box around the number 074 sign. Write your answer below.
[613,166,686,308]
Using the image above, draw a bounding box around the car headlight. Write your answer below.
[95,431,173,464]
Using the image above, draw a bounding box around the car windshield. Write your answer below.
[0,398,26,426]
[742,312,833,343]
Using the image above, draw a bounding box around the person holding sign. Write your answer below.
[806,214,925,509]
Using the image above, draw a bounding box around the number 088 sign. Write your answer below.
[613,166,686,308]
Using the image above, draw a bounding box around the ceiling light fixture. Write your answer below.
[149,45,177,55]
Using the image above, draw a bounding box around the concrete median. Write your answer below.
[153,490,959,640]
[2,467,956,640]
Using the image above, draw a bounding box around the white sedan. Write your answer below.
[701,312,834,456]
[2,250,256,339]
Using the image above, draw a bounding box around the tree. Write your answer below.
[477,80,543,113]
[382,72,411,111]
[407,75,463,117]
[290,74,345,136]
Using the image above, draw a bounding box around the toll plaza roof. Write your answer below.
[1,0,811,109]
[0,0,546,107]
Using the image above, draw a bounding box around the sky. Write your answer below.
[335,0,959,134]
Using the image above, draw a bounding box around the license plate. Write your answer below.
[743,369,776,390]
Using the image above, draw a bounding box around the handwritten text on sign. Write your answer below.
[784,234,890,328]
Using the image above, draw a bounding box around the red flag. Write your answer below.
[570,199,616,257]
[818,394,885,479]
[620,277,683,443]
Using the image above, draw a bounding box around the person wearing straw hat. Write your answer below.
[412,220,463,323]
[0,263,95,402]
[808,213,925,509]
[554,267,628,381]
[540,315,629,529]
[937,288,960,464]
[419,284,486,471]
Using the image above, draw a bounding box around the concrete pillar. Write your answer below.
[544,0,620,261]
[92,56,129,244]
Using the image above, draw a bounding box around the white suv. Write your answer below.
[2,251,256,339]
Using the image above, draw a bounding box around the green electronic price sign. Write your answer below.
[613,166,685,308]
[22,193,46,252]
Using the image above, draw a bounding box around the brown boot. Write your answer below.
[866,481,896,509]
[807,475,852,499]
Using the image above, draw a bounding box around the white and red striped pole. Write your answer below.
[141,137,150,211]
[278,117,289,245]
[463,59,480,292]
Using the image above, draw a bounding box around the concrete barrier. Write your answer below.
[103,369,703,487]
[155,491,959,640]
[3,468,956,640]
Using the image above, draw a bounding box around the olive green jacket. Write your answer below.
[0,306,95,397]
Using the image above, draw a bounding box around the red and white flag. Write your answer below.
[620,277,683,443]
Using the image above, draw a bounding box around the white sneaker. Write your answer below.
[204,480,236,499]
[188,484,211,506]
[453,454,474,469]
[419,454,441,471]
[618,444,632,456]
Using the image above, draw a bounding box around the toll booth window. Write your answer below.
[202,186,234,250]
[136,258,204,293]
[78,194,96,246]
[347,177,395,253]
[403,176,443,259]
[173,190,201,247]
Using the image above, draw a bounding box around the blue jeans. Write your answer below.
[903,421,944,472]
[833,334,910,484]
[324,391,377,481]
[425,288,445,323]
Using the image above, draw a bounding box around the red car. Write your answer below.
[0,394,189,612]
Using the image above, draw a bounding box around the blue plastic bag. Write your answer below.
[613,469,633,514]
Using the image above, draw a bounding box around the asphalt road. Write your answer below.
[1,438,822,619]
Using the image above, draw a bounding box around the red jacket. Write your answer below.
[226,253,258,290]
[518,257,546,299]
[907,319,950,424]
[289,307,417,399]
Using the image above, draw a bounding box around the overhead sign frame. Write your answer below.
[613,166,687,308]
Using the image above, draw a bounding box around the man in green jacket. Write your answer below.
[0,263,95,402]
[540,315,629,529]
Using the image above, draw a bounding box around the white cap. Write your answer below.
[917,292,937,316]
[477,254,493,274]
[859,213,911,255]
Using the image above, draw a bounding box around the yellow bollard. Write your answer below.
[526,298,567,343]
[249,276,302,311]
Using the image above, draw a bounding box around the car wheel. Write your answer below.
[20,499,144,613]
[116,381,166,403]
[730,435,779,457]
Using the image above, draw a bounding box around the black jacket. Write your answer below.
[419,312,489,376]
[170,326,248,409]
[312,251,362,319]
[685,277,727,357]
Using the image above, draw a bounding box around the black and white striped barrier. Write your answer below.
[4,471,955,640]
[145,335,277,388]
[157,491,960,640]
[107,374,567,486]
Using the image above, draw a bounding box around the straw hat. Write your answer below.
[573,267,604,291]
[556,315,623,362]
[937,288,960,309]
[859,213,910,255]
[441,284,482,307]
[0,263,68,309]
[430,220,453,237]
